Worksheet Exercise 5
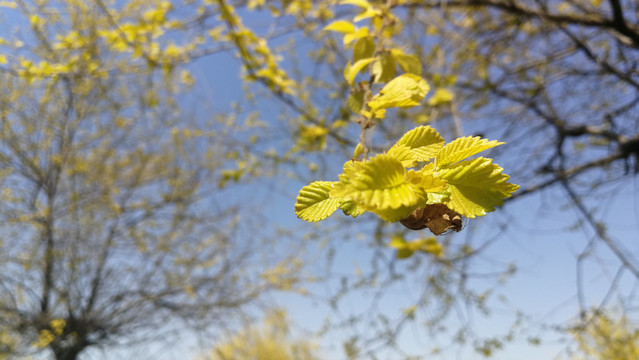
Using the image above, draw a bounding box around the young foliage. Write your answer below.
[389,235,444,258]
[367,74,430,111]
[295,126,518,233]
[569,311,639,360]
[295,181,342,222]
[204,309,320,360]
[296,0,517,248]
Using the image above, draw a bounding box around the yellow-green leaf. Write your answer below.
[295,181,342,222]
[347,88,365,113]
[373,205,417,222]
[440,157,519,218]
[389,235,414,258]
[323,20,356,34]
[387,144,417,168]
[354,8,380,22]
[331,154,425,211]
[406,166,450,204]
[436,136,504,167]
[353,143,364,159]
[340,198,366,217]
[343,27,369,45]
[368,74,430,110]
[411,166,447,192]
[340,0,371,9]
[371,52,395,83]
[391,49,422,75]
[391,125,444,161]
[344,57,376,84]
[389,234,407,249]
[414,237,443,257]
[427,88,454,106]
[353,36,375,62]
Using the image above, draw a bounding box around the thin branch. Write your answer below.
[404,0,639,46]
[507,151,625,201]
[560,179,639,279]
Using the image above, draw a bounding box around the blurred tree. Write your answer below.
[0,1,302,359]
[203,309,320,360]
[568,310,639,360]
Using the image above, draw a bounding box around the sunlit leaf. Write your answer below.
[353,143,364,159]
[371,52,395,83]
[440,157,519,218]
[391,125,444,161]
[368,74,430,110]
[340,197,366,217]
[389,235,414,258]
[410,166,447,192]
[295,181,342,222]
[323,20,355,34]
[340,0,371,9]
[343,27,369,45]
[344,57,376,84]
[353,36,375,62]
[331,155,427,220]
[389,234,407,249]
[374,205,419,222]
[347,88,365,113]
[391,49,421,75]
[415,237,443,257]
[427,88,454,106]
[436,136,504,167]
[387,144,417,168]
[354,8,380,22]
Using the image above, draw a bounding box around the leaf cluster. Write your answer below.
[295,125,518,231]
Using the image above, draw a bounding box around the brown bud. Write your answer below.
[399,204,462,235]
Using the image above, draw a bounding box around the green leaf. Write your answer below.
[389,235,414,258]
[427,88,454,106]
[340,197,366,218]
[414,237,443,257]
[353,8,380,22]
[391,49,422,75]
[396,248,414,258]
[387,144,417,168]
[406,166,450,203]
[427,191,450,204]
[371,52,395,83]
[323,20,356,34]
[368,74,430,110]
[389,234,407,249]
[353,143,364,159]
[440,157,519,218]
[410,166,447,192]
[343,27,369,45]
[295,181,342,222]
[331,155,427,221]
[353,36,375,62]
[391,126,444,161]
[436,136,504,167]
[340,0,371,9]
[347,88,365,113]
[373,205,418,222]
[344,57,376,85]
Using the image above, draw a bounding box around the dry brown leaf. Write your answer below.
[399,204,462,235]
